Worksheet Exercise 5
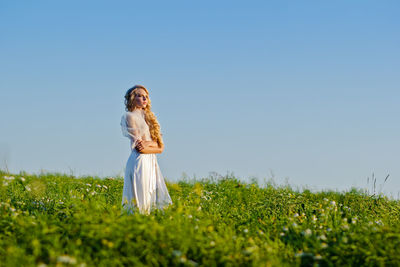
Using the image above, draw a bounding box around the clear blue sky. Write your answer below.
[1,1,399,197]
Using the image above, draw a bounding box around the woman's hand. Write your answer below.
[135,140,145,152]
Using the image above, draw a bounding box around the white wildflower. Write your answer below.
[57,255,77,264]
[20,177,26,182]
[315,254,322,260]
[303,229,312,236]
[4,176,14,180]
[102,185,108,189]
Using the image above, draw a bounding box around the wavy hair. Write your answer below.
[124,85,163,147]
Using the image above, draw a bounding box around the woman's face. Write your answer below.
[134,88,148,109]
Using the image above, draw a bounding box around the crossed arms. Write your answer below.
[135,140,164,154]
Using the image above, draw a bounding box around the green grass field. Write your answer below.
[1,170,399,266]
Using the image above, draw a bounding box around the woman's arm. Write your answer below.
[135,140,164,154]
[142,140,158,147]
[138,146,163,154]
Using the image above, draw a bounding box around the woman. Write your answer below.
[120,85,172,215]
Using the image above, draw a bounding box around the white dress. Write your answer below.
[120,109,172,215]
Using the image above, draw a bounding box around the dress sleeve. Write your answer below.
[120,113,142,149]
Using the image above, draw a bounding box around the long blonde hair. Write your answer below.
[124,85,163,147]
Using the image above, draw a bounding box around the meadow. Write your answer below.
[1,170,399,267]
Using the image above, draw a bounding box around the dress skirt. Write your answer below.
[121,149,173,215]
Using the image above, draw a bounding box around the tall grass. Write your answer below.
[1,169,399,266]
